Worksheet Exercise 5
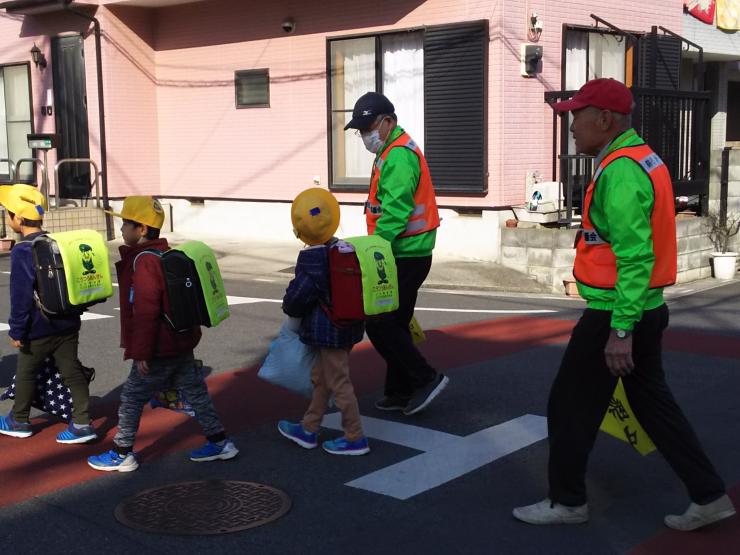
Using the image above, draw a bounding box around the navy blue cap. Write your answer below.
[343,92,395,131]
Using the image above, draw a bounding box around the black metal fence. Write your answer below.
[544,87,711,224]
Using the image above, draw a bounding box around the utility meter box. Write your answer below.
[520,44,543,77]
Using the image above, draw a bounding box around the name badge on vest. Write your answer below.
[583,229,607,245]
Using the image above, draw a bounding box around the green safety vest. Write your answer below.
[172,240,230,327]
[48,229,113,306]
[344,235,399,316]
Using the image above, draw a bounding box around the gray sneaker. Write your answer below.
[512,498,589,525]
[403,374,449,416]
[664,494,736,531]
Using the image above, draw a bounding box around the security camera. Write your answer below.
[282,18,295,34]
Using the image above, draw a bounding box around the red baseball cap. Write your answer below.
[551,78,633,115]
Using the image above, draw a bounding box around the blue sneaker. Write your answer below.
[277,420,318,449]
[322,436,370,456]
[0,412,32,439]
[56,423,97,444]
[88,450,139,472]
[190,439,239,462]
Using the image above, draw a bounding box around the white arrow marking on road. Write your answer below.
[0,323,8,331]
[323,413,547,500]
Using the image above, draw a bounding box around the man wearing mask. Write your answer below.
[344,92,448,416]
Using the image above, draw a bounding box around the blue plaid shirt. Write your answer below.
[282,242,364,348]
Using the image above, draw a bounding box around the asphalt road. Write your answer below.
[0,254,738,555]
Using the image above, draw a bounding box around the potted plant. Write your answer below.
[706,212,740,280]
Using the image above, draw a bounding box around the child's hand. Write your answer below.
[10,339,23,348]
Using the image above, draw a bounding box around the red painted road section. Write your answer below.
[0,316,738,551]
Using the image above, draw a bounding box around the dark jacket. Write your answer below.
[116,238,201,361]
[8,231,80,341]
[282,242,364,348]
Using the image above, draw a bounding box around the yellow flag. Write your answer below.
[409,315,426,344]
[599,378,656,456]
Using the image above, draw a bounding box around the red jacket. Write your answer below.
[116,238,201,361]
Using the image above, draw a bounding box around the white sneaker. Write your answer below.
[664,494,736,531]
[513,498,589,525]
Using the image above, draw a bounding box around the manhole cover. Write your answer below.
[114,480,291,535]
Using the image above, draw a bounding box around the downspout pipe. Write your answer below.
[64,5,113,238]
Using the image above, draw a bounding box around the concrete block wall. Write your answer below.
[500,217,737,292]
[675,217,713,283]
[708,147,740,217]
[44,207,108,236]
[500,227,578,291]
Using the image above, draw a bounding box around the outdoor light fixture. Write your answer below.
[527,12,543,42]
[30,43,47,69]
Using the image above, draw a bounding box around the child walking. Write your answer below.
[87,196,237,471]
[277,188,369,455]
[0,185,95,444]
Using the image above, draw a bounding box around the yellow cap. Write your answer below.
[106,196,165,229]
[291,188,340,246]
[0,184,47,221]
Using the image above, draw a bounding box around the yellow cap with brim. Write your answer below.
[0,184,47,221]
[291,188,340,246]
[106,196,165,229]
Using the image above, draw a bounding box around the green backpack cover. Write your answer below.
[171,240,230,327]
[344,235,399,316]
[47,229,113,306]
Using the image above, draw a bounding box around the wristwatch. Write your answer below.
[614,328,632,339]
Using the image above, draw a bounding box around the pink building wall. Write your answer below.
[2,0,684,209]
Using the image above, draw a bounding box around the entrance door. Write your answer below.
[52,34,91,199]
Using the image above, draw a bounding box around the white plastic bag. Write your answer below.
[257,317,316,398]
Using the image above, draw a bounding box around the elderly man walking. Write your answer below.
[513,79,735,531]
[344,92,448,416]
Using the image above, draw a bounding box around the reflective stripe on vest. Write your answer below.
[366,132,440,238]
[573,144,677,290]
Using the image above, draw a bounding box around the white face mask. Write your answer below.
[361,129,384,153]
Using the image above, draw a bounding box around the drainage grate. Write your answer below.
[114,480,291,535]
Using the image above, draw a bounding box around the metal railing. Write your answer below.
[54,158,101,208]
[558,155,593,225]
[545,87,711,224]
[631,88,711,199]
[0,159,15,184]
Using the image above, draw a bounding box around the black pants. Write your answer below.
[365,255,437,398]
[547,305,726,506]
[14,330,90,425]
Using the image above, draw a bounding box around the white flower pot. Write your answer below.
[712,252,738,280]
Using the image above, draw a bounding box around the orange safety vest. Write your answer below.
[574,144,677,289]
[365,132,440,237]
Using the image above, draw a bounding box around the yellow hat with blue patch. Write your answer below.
[0,184,47,221]
[291,188,340,246]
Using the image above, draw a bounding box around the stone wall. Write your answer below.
[500,216,737,293]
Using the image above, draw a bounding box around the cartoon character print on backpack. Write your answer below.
[79,244,97,275]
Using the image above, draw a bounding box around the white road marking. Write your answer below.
[80,312,113,321]
[323,413,548,500]
[323,413,459,452]
[226,296,282,305]
[0,312,113,330]
[415,307,556,314]
[253,278,276,283]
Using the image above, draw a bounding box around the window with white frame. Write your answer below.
[328,21,488,193]
[329,32,424,187]
[0,64,33,182]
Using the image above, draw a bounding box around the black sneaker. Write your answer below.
[374,396,410,411]
[403,374,449,416]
